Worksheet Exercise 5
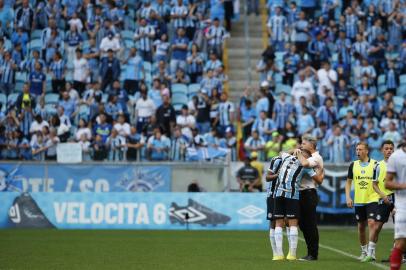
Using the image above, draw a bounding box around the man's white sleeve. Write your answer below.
[387,154,397,173]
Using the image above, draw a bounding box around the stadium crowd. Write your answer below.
[0,0,238,162]
[242,0,406,163]
[0,0,404,163]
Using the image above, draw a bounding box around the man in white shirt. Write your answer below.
[99,31,121,57]
[73,48,89,94]
[296,135,325,261]
[113,114,131,137]
[385,141,406,270]
[176,105,196,140]
[316,61,337,100]
[135,90,156,132]
[291,72,315,105]
[29,114,49,134]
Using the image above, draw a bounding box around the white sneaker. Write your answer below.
[358,252,367,261]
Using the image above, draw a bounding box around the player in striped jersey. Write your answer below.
[272,150,324,261]
[266,156,282,260]
[361,140,395,262]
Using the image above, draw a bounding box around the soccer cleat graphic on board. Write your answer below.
[169,199,231,226]
[8,193,55,228]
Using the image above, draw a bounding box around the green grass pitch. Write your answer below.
[0,228,394,270]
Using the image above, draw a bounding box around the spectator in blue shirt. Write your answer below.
[0,0,13,32]
[100,49,121,91]
[240,99,256,139]
[105,94,123,121]
[170,27,189,75]
[297,106,315,136]
[58,91,77,120]
[93,113,112,143]
[83,37,100,83]
[11,27,29,56]
[29,62,46,96]
[316,97,337,128]
[147,127,171,161]
[49,51,65,94]
[109,80,129,116]
[367,130,383,160]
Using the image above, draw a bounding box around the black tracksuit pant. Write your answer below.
[299,188,319,258]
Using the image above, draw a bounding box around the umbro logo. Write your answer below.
[359,181,368,187]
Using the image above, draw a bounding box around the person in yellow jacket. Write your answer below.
[345,142,380,261]
[360,140,395,262]
[265,131,282,160]
[250,151,264,192]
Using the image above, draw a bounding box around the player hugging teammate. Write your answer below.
[266,144,324,261]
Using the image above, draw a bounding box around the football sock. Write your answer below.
[275,227,284,256]
[286,227,291,249]
[390,248,403,270]
[289,226,298,257]
[367,241,376,257]
[361,244,368,255]
[269,229,277,256]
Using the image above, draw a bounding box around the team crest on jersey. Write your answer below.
[361,170,366,174]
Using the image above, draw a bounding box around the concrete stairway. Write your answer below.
[227,6,265,103]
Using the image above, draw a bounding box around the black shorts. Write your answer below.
[355,202,378,222]
[274,196,300,220]
[375,194,395,223]
[266,196,275,220]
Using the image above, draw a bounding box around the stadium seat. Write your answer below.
[378,85,387,96]
[400,75,406,85]
[102,94,108,103]
[145,73,152,85]
[124,39,135,49]
[121,30,134,41]
[15,72,27,83]
[31,30,42,40]
[188,84,200,97]
[398,85,406,97]
[172,84,188,95]
[7,93,19,106]
[45,93,60,105]
[275,84,291,95]
[0,93,6,111]
[14,82,24,93]
[274,73,283,85]
[45,104,57,115]
[28,39,42,52]
[377,74,386,86]
[4,39,11,51]
[275,52,285,61]
[172,93,188,107]
[143,62,152,73]
[393,96,404,113]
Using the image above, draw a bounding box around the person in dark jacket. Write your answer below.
[99,49,120,91]
[16,82,36,114]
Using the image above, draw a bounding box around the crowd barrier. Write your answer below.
[0,162,354,230]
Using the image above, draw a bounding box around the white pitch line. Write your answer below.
[298,236,389,270]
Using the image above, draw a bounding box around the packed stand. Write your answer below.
[240,0,406,163]
[0,0,238,162]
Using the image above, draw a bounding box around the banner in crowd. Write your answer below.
[0,164,171,192]
[0,192,268,230]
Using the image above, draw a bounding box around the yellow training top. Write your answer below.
[352,159,379,204]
